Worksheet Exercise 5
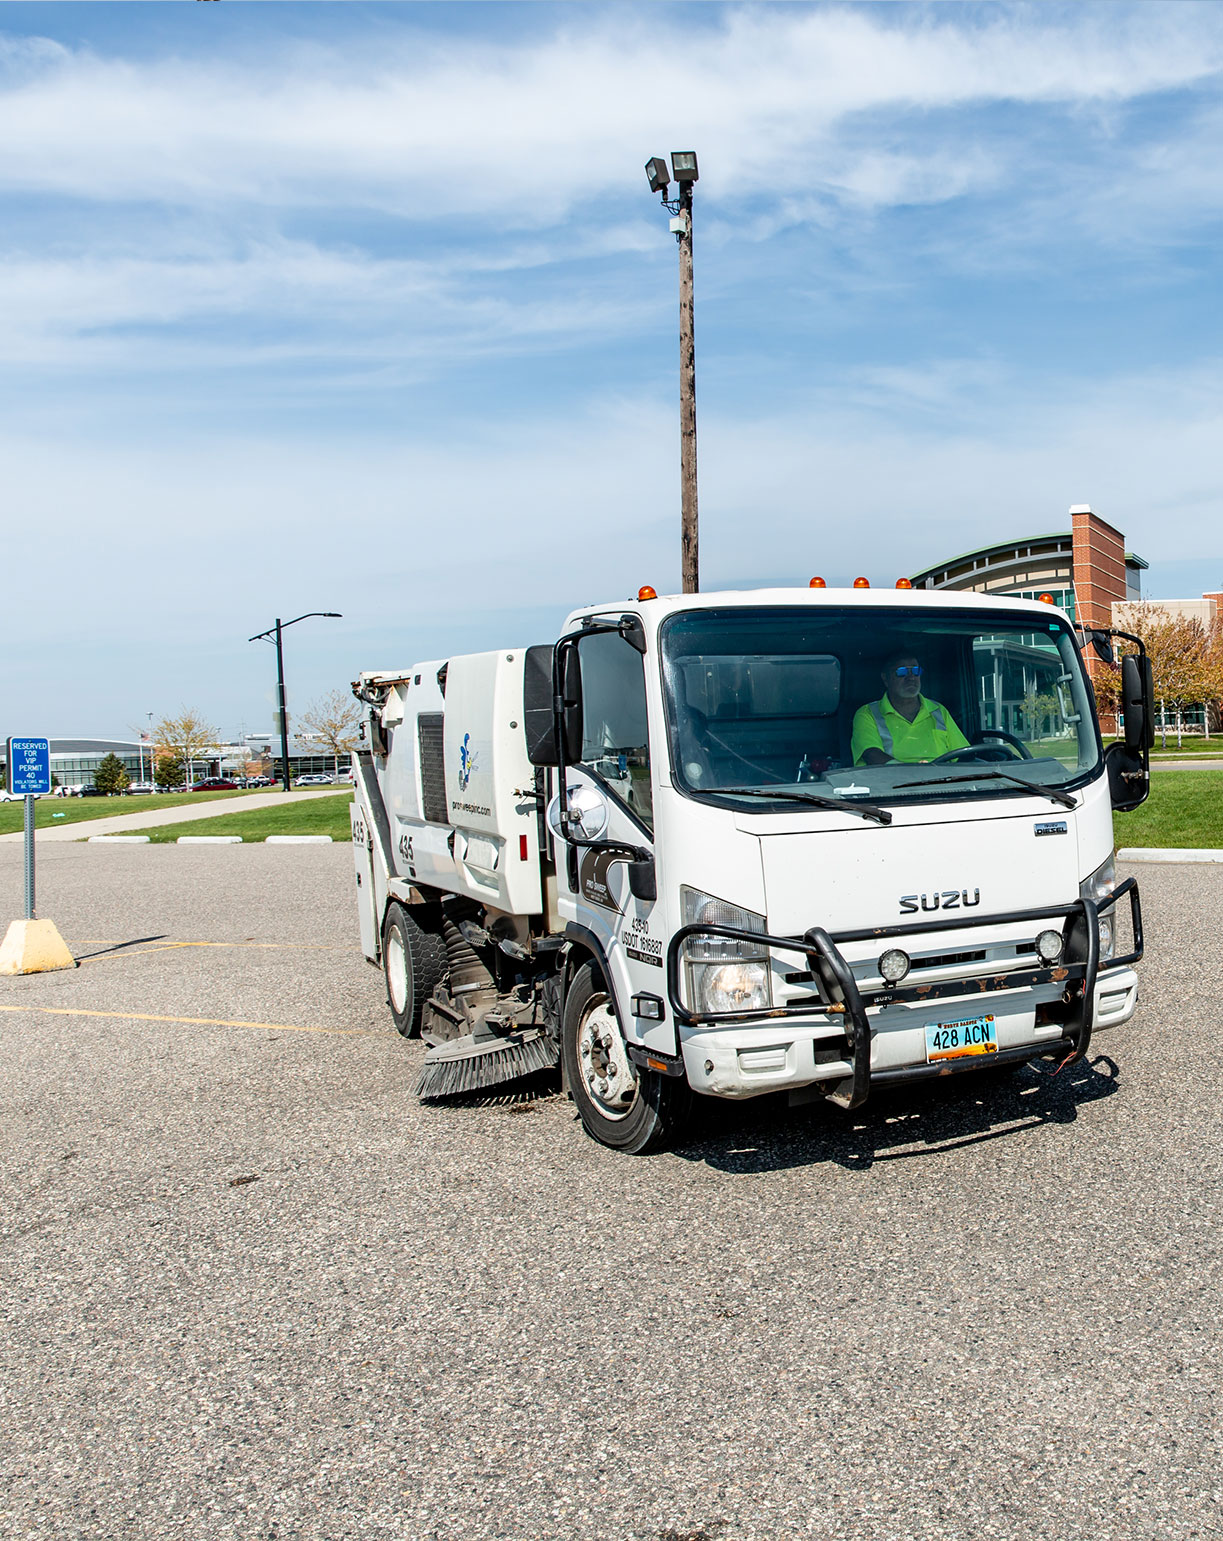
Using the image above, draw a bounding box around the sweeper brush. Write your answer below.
[415,1028,559,1100]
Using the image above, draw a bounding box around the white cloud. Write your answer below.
[0,6,1219,218]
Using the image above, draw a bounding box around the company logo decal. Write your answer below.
[899,889,981,914]
[1034,820,1068,837]
[579,848,624,913]
[457,733,479,792]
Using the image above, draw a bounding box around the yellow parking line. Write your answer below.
[0,1003,378,1037]
[68,939,348,952]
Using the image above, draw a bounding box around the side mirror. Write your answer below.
[1088,630,1115,665]
[1121,653,1154,752]
[560,645,583,763]
[523,644,558,765]
[523,642,584,766]
[546,782,609,843]
[627,857,656,902]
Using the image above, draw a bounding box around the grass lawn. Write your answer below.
[0,788,261,836]
[132,793,354,843]
[1115,770,1223,848]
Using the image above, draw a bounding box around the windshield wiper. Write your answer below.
[718,786,892,826]
[894,770,1077,810]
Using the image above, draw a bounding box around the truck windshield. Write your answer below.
[660,605,1101,810]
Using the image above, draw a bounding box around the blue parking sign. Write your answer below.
[6,737,51,796]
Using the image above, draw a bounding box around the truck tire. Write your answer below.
[562,962,690,1154]
[382,903,445,1038]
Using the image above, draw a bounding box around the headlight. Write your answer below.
[1080,854,1116,906]
[1079,855,1117,959]
[681,886,772,1016]
[692,961,771,1015]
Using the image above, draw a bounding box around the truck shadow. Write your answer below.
[675,1055,1120,1173]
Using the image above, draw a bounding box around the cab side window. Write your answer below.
[577,631,652,832]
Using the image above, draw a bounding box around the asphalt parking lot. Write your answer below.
[1,844,1221,1541]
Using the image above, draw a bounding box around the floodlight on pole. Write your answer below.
[248,611,342,793]
[645,157,670,195]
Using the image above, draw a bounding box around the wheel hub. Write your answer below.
[577,997,638,1120]
[386,930,408,1013]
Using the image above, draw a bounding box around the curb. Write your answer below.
[88,835,151,843]
[266,835,334,845]
[1118,848,1223,863]
[177,836,243,845]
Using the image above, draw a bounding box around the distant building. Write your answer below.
[909,505,1147,622]
[914,505,1222,736]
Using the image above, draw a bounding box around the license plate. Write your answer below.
[924,1013,997,1063]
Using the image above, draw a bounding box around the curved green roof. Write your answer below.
[909,532,1070,585]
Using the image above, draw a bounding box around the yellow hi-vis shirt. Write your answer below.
[851,694,970,765]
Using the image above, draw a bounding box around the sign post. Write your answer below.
[1,737,75,976]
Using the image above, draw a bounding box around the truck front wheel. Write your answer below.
[382,902,445,1037]
[562,962,690,1154]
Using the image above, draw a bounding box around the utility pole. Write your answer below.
[646,152,700,593]
[676,182,698,594]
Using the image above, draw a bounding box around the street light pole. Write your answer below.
[248,612,342,794]
[647,151,700,593]
[274,619,290,794]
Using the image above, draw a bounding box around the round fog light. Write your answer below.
[879,948,911,984]
[1035,929,1065,965]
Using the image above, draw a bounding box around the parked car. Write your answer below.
[79,785,108,797]
[246,775,274,787]
[295,773,335,786]
[1,789,37,802]
[127,781,157,795]
[191,778,241,792]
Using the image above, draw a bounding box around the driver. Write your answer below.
[852,653,969,766]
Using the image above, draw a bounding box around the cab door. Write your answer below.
[553,628,673,1054]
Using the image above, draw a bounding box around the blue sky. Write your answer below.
[3,1,1223,737]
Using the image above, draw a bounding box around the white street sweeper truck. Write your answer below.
[350,583,1152,1154]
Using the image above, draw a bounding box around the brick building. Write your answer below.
[912,506,1222,736]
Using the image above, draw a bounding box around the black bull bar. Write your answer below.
[664,877,1143,1111]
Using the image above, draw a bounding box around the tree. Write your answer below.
[94,753,130,795]
[153,711,219,786]
[1112,605,1217,747]
[154,754,186,790]
[295,688,362,776]
[1198,612,1223,736]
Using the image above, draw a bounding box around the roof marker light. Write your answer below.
[1038,592,1056,605]
[809,576,826,588]
[637,585,657,601]
[853,576,870,589]
[895,578,913,589]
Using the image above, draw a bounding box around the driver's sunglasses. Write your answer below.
[892,665,922,678]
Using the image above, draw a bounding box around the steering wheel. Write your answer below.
[929,730,1031,766]
[978,728,1033,760]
